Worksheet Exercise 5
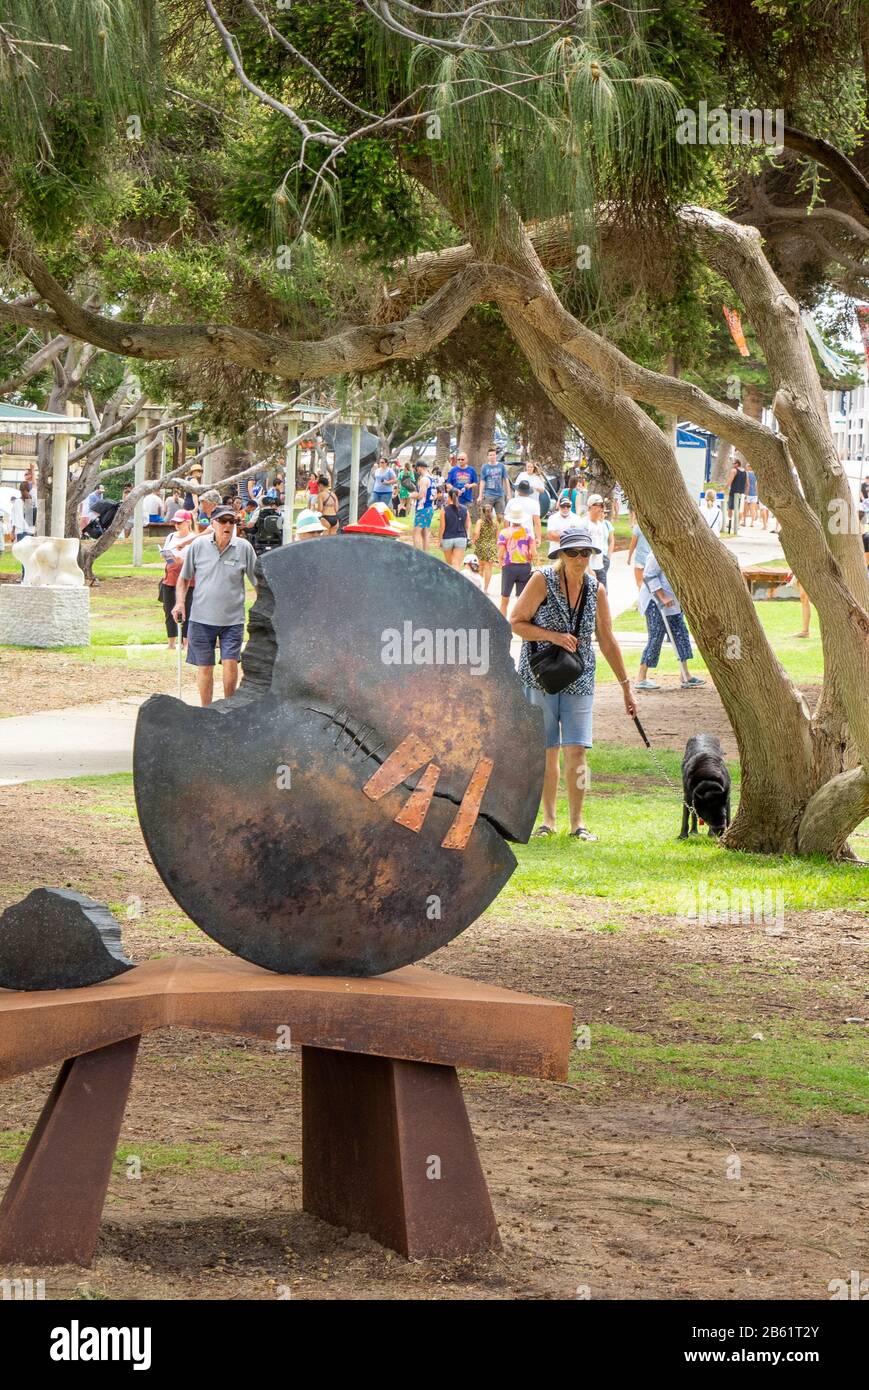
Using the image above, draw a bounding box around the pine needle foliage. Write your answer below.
[0,0,159,169]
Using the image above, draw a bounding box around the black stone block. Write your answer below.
[0,889,134,991]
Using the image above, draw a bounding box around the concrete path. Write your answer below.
[0,693,198,786]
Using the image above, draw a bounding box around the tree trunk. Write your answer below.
[525,394,565,479]
[797,767,869,858]
[584,442,614,500]
[710,438,732,488]
[459,399,495,472]
[435,427,451,468]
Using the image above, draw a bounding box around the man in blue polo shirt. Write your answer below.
[173,507,258,706]
[446,450,478,518]
[477,446,511,517]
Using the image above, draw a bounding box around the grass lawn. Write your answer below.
[32,762,868,1124]
[499,745,867,921]
[610,592,824,685]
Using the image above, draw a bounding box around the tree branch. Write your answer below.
[782,125,869,221]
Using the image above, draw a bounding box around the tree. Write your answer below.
[0,0,867,857]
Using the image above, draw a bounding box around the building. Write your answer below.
[826,380,868,493]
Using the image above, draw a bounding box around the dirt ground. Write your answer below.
[1,769,866,1301]
[0,647,186,717]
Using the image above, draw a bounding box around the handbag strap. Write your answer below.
[533,572,588,652]
[566,573,589,637]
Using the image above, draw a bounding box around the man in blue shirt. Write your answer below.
[477,446,511,517]
[446,451,478,517]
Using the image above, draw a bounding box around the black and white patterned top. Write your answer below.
[518,566,599,697]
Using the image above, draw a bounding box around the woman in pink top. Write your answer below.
[497,498,537,617]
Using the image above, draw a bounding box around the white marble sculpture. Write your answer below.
[12,536,85,588]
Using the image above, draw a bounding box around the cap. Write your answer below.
[586,493,604,507]
[463,552,480,567]
[210,506,236,522]
[172,509,194,523]
[547,526,601,556]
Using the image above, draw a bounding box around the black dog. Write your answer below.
[679,734,731,838]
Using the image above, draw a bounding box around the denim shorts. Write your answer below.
[186,621,244,666]
[442,537,468,551]
[524,685,594,748]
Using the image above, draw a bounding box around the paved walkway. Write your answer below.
[1,528,784,785]
[0,694,198,786]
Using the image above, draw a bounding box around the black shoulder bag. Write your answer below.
[528,575,589,694]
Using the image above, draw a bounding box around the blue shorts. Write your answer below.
[186,621,244,666]
[524,685,594,749]
[414,506,434,530]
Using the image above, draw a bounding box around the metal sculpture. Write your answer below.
[133,536,544,975]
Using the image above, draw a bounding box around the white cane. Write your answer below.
[656,597,678,648]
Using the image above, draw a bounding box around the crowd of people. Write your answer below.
[6,444,869,842]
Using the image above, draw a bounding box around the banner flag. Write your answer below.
[800,310,851,379]
[722,305,750,356]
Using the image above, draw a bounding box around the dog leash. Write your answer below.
[632,713,683,797]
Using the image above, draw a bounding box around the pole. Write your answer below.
[349,416,362,526]
[49,432,71,539]
[132,414,146,567]
[282,416,298,544]
[177,618,183,699]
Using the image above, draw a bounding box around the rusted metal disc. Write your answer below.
[134,537,544,975]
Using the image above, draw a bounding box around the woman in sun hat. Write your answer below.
[511,525,636,841]
[294,507,327,540]
[497,496,537,616]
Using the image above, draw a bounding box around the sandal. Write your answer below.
[569,827,598,841]
[532,825,556,837]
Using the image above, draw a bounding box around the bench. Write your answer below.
[742,566,799,600]
[0,956,572,1264]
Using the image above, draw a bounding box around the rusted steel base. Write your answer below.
[0,958,570,1266]
[0,1035,139,1267]
[302,1046,500,1259]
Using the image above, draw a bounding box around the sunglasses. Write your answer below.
[560,547,593,558]
[213,518,234,526]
